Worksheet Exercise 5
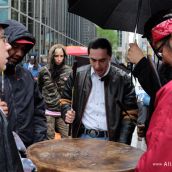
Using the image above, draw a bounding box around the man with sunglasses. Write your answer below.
[0,20,47,149]
[128,9,172,172]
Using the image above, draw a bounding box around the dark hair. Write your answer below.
[143,9,172,41]
[88,38,112,56]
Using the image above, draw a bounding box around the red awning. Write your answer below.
[66,46,88,56]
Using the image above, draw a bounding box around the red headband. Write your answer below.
[151,19,172,45]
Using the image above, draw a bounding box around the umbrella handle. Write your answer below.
[127,37,136,83]
[68,124,72,137]
[134,0,143,34]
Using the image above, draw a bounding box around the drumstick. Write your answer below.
[68,88,73,137]
[68,61,77,137]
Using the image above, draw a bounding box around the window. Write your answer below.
[20,0,26,13]
[20,14,26,26]
[11,9,18,20]
[0,0,8,6]
[11,0,18,9]
[28,18,34,34]
[28,0,34,17]
[0,8,8,20]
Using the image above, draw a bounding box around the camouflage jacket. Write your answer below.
[38,65,72,111]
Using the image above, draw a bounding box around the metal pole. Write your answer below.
[134,0,143,40]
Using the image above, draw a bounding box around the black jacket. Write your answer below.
[61,65,138,144]
[133,57,172,130]
[1,20,47,147]
[132,57,161,103]
[0,110,23,172]
[2,66,47,147]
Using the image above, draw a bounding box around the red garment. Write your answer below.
[136,80,172,172]
[151,19,172,45]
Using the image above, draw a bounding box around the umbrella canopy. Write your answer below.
[66,45,88,56]
[68,0,172,34]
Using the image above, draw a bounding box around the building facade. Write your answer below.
[0,0,96,60]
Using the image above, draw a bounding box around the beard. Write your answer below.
[4,54,24,75]
[4,63,16,75]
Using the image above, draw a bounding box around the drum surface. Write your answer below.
[27,139,143,172]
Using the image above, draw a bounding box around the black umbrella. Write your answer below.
[68,0,172,34]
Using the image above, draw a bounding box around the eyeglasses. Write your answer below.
[156,39,168,53]
[153,35,171,60]
[0,35,8,43]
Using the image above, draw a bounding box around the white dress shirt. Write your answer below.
[82,64,110,131]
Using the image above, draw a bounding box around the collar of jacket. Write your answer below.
[100,67,111,81]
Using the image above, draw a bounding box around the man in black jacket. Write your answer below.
[0,21,24,172]
[0,20,47,148]
[60,38,138,144]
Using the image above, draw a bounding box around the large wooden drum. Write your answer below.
[27,139,143,172]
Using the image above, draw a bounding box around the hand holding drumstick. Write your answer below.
[65,109,75,124]
[65,109,75,137]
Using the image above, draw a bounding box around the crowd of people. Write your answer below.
[23,54,42,80]
[0,8,172,172]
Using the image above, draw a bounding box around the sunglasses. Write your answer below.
[153,35,171,60]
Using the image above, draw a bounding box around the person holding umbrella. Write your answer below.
[60,38,138,144]
[128,9,172,171]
